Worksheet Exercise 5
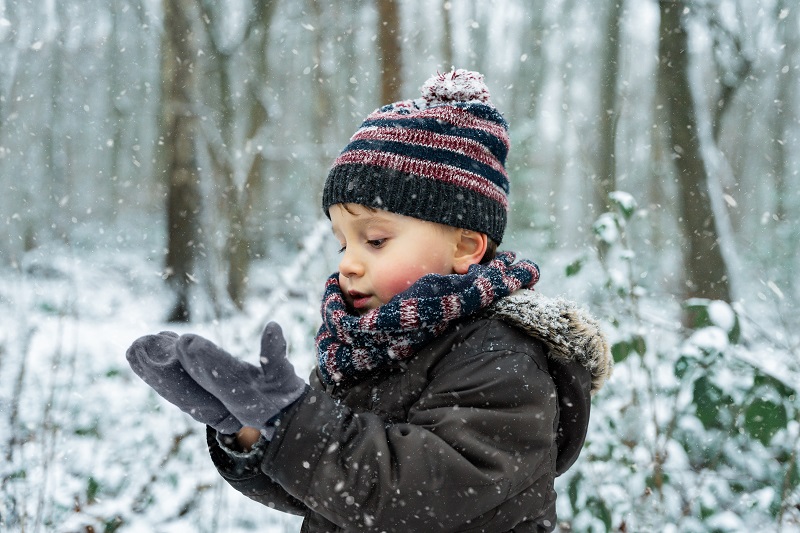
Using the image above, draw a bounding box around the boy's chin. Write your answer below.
[344,300,365,315]
[346,300,379,315]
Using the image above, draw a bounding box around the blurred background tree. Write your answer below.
[1,1,798,530]
[657,0,732,322]
[0,0,796,322]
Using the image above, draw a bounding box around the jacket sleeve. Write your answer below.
[206,412,308,516]
[261,323,559,531]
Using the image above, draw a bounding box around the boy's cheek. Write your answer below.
[379,271,423,301]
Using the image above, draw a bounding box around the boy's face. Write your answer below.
[329,203,463,313]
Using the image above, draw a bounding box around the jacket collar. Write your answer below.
[486,290,612,395]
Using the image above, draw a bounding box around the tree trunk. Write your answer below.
[772,0,799,291]
[310,0,336,176]
[216,56,244,310]
[46,4,69,246]
[441,0,453,69]
[162,0,202,322]
[595,0,623,211]
[657,0,732,318]
[377,0,403,104]
[108,0,128,222]
[226,0,278,308]
[774,0,798,225]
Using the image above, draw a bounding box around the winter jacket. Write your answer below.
[207,290,611,532]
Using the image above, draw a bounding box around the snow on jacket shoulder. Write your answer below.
[207,290,611,532]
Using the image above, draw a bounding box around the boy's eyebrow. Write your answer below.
[339,210,393,231]
[357,216,396,236]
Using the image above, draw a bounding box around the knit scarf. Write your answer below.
[315,251,540,386]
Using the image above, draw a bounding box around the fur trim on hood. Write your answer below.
[486,290,612,395]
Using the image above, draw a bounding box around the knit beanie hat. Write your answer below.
[322,69,510,244]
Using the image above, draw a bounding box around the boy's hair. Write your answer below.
[481,239,498,264]
[322,69,511,246]
[337,203,498,264]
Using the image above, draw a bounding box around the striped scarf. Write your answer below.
[315,251,540,386]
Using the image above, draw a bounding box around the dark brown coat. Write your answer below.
[208,291,611,532]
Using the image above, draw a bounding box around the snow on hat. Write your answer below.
[322,69,510,244]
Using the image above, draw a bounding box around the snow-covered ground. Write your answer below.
[0,240,327,532]
[1,227,798,532]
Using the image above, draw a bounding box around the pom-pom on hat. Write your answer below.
[322,69,510,244]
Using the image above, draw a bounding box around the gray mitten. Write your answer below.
[176,322,307,432]
[126,332,243,434]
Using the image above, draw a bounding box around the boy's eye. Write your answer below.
[337,244,346,254]
[367,239,386,248]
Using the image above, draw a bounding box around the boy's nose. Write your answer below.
[338,248,364,278]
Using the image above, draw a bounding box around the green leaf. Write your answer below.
[612,335,646,363]
[693,376,727,430]
[683,298,713,329]
[675,355,693,380]
[105,517,124,533]
[586,497,613,531]
[788,458,800,492]
[753,372,796,399]
[728,314,742,344]
[609,191,637,220]
[38,301,60,314]
[593,212,620,245]
[744,398,788,446]
[74,424,100,437]
[700,503,715,520]
[567,473,582,512]
[565,257,584,277]
[631,334,647,355]
[611,340,632,363]
[87,476,100,504]
[6,469,26,481]
[645,470,670,491]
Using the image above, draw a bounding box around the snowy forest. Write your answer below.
[1,0,798,531]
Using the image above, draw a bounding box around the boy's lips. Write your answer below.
[347,290,372,310]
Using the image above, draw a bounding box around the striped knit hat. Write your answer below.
[322,69,510,244]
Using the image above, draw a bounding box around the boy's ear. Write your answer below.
[453,230,488,274]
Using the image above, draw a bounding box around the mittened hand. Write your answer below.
[176,322,307,430]
[126,332,243,434]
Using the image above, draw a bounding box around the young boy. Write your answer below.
[127,69,611,532]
